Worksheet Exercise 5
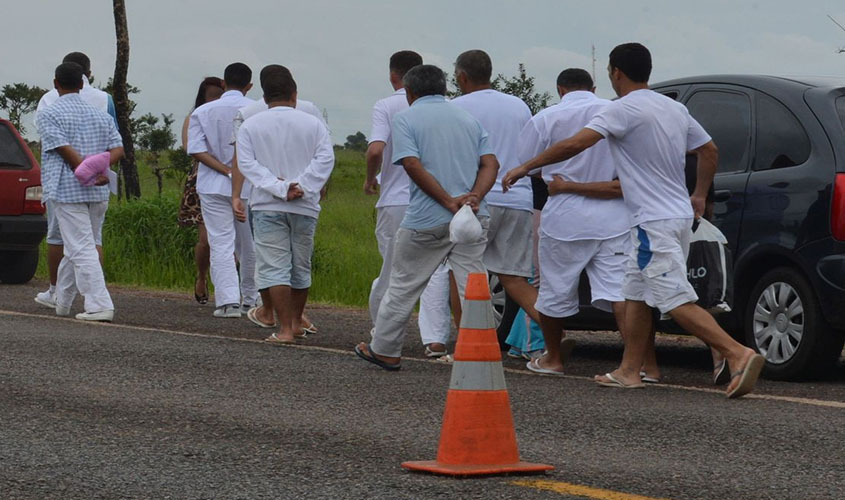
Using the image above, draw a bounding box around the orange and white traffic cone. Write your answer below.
[402,272,553,476]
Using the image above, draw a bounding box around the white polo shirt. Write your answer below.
[450,89,533,212]
[187,90,254,197]
[369,88,411,208]
[519,91,629,241]
[236,106,334,218]
[586,89,711,226]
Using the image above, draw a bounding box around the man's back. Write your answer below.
[370,89,410,208]
[451,89,532,211]
[238,106,333,216]
[587,89,710,226]
[522,91,628,240]
[37,94,121,203]
[37,79,114,125]
[391,95,491,229]
[188,90,254,196]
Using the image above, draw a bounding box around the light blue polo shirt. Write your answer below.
[391,95,493,230]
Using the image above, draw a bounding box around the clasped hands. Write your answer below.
[231,177,303,222]
[447,192,480,214]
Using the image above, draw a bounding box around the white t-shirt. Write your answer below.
[187,90,254,197]
[231,97,327,199]
[450,89,533,212]
[586,89,711,226]
[36,78,110,118]
[519,91,629,241]
[369,88,410,208]
[237,106,334,218]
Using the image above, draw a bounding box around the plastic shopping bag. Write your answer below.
[449,204,482,244]
[686,218,734,313]
[74,152,111,186]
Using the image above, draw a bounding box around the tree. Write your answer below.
[0,83,47,136]
[344,131,368,151]
[112,0,141,199]
[135,113,176,196]
[447,63,553,115]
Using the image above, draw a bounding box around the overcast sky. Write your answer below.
[4,0,845,143]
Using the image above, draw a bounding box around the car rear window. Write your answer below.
[0,123,32,169]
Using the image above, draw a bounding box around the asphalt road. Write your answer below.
[1,281,844,499]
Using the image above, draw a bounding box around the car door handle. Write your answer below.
[714,189,732,202]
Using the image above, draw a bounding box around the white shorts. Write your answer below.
[535,232,629,318]
[622,218,698,313]
[46,199,106,246]
[484,205,534,278]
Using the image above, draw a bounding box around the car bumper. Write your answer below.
[0,214,47,250]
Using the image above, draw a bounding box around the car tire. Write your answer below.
[0,249,39,284]
[744,267,844,380]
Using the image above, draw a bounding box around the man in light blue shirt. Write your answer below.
[355,64,499,370]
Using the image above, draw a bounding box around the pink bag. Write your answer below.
[74,152,111,186]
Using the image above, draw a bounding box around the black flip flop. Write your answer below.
[355,343,401,371]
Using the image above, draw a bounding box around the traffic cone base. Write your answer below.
[401,460,555,476]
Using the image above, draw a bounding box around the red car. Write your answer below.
[0,119,46,283]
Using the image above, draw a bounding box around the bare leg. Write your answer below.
[619,303,660,380]
[448,271,462,329]
[669,303,757,391]
[535,312,567,371]
[498,274,540,324]
[291,288,308,335]
[195,223,210,297]
[254,288,275,325]
[47,244,63,286]
[267,285,295,342]
[596,300,652,385]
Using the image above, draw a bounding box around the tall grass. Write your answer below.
[36,150,381,307]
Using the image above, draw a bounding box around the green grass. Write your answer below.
[36,149,381,307]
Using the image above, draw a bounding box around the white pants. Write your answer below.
[369,205,451,346]
[53,201,112,313]
[199,193,258,307]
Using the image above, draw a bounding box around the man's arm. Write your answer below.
[502,127,604,192]
[290,127,335,197]
[187,112,231,176]
[364,141,384,195]
[191,152,231,176]
[548,175,622,199]
[458,154,499,211]
[55,146,84,171]
[402,157,461,214]
[231,150,248,222]
[690,140,718,218]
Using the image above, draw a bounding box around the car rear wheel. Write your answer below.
[0,249,39,284]
[744,267,844,380]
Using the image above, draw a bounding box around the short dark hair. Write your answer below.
[55,62,84,89]
[608,43,652,83]
[389,51,423,78]
[260,64,297,102]
[403,64,447,97]
[224,62,252,89]
[454,49,492,84]
[63,52,91,75]
[556,68,593,90]
[194,76,224,109]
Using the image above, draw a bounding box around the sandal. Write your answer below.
[354,343,401,371]
[713,359,731,386]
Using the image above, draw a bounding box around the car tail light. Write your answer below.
[24,185,45,214]
[833,174,845,241]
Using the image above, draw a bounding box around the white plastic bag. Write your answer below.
[449,204,482,244]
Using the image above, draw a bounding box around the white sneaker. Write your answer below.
[213,304,242,318]
[35,290,56,308]
[75,310,114,322]
[55,304,71,317]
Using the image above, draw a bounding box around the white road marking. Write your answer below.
[2,309,844,409]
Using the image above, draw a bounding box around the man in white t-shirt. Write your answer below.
[504,43,763,398]
[187,62,258,318]
[237,65,334,343]
[229,66,328,333]
[508,68,631,376]
[33,51,118,310]
[449,50,537,331]
[364,51,452,358]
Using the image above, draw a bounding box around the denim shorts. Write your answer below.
[251,211,317,290]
